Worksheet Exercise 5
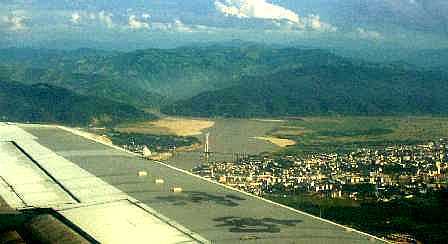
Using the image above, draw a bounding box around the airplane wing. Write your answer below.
[0,123,386,243]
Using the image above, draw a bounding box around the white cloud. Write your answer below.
[89,13,96,20]
[356,27,383,40]
[70,11,114,28]
[70,12,81,24]
[214,0,336,32]
[69,10,117,28]
[66,10,207,33]
[150,22,170,31]
[151,20,191,32]
[303,14,337,32]
[1,12,27,31]
[150,19,216,33]
[128,14,149,29]
[214,0,300,23]
[98,11,114,28]
[172,19,193,32]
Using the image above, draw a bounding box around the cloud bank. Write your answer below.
[303,14,337,32]
[98,11,114,28]
[214,0,300,23]
[128,14,149,29]
[68,10,115,28]
[356,27,383,40]
[1,11,28,31]
[70,12,81,24]
[214,0,336,32]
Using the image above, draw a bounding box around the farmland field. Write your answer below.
[271,116,448,155]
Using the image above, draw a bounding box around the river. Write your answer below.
[166,119,284,170]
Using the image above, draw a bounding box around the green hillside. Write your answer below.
[1,45,448,118]
[163,59,448,117]
[0,81,155,126]
[0,45,360,105]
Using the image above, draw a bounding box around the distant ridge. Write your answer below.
[162,59,448,117]
[1,45,448,118]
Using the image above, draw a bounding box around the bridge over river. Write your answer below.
[167,119,282,170]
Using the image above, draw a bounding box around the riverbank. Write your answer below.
[253,136,296,147]
[115,117,214,136]
[150,117,215,136]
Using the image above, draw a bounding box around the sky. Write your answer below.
[0,0,447,50]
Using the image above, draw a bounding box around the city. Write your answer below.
[192,140,448,201]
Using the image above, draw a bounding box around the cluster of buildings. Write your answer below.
[192,139,448,201]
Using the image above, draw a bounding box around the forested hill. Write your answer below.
[0,81,155,126]
[0,45,347,105]
[162,60,448,117]
[1,45,448,118]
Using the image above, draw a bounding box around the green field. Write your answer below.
[270,116,448,155]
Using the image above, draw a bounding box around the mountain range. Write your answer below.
[163,61,448,117]
[1,44,447,123]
